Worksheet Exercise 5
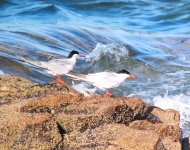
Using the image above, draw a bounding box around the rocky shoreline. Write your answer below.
[0,75,188,149]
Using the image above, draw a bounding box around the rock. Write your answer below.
[0,75,68,106]
[56,95,149,133]
[150,106,180,125]
[64,123,165,150]
[0,75,183,150]
[129,120,181,149]
[129,120,181,141]
[21,93,83,114]
[0,111,62,149]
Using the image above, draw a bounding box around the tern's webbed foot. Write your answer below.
[50,75,65,85]
[47,75,69,91]
[52,79,65,85]
[104,90,113,97]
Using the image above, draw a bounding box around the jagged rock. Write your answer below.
[0,75,68,106]
[0,75,183,150]
[0,111,62,149]
[56,95,149,133]
[64,123,165,150]
[129,120,181,149]
[21,93,83,114]
[150,106,180,125]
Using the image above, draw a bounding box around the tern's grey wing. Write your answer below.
[47,58,77,74]
[49,58,73,66]
[22,59,49,70]
[49,58,66,63]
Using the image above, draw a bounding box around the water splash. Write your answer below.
[72,81,97,97]
[0,70,4,75]
[86,43,130,62]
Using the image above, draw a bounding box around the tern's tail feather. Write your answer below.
[18,56,48,70]
[65,73,88,81]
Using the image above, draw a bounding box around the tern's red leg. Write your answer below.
[55,74,62,81]
[105,89,113,97]
[52,74,65,85]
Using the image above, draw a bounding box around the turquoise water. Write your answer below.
[0,0,190,137]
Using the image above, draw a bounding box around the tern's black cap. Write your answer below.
[117,69,130,75]
[67,50,79,58]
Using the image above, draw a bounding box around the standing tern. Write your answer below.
[22,50,85,84]
[66,69,137,96]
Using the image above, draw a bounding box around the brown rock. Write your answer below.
[151,107,180,125]
[162,139,181,150]
[0,75,68,106]
[0,75,183,150]
[0,112,62,150]
[64,124,165,150]
[124,97,149,119]
[21,92,83,114]
[56,95,149,133]
[129,120,181,141]
[129,120,181,149]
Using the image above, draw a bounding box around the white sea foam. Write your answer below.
[0,70,4,74]
[72,81,97,97]
[86,43,129,62]
[152,93,190,137]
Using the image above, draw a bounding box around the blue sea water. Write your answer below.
[0,0,190,137]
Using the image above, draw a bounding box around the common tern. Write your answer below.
[66,69,137,96]
[22,50,85,84]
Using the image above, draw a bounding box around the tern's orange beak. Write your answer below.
[79,54,85,57]
[129,74,137,79]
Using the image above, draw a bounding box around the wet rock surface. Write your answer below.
[0,75,186,150]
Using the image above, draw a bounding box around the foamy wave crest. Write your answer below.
[86,43,130,62]
[0,70,4,74]
[152,93,190,137]
[72,82,97,97]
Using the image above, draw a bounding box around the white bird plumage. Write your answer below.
[66,69,136,96]
[21,50,85,84]
[32,54,79,76]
